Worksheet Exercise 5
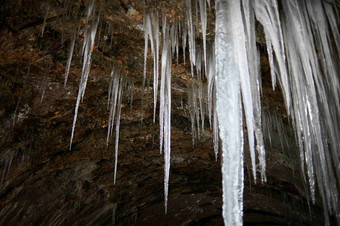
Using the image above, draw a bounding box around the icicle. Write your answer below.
[40,64,50,103]
[106,66,124,185]
[213,88,219,161]
[188,82,197,145]
[322,1,340,54]
[41,4,50,37]
[12,96,22,127]
[207,42,215,128]
[199,0,207,75]
[143,13,149,91]
[152,12,160,123]
[107,68,120,147]
[182,23,187,65]
[215,0,244,225]
[81,0,96,56]
[159,14,172,213]
[69,5,100,150]
[193,82,200,138]
[176,22,180,64]
[254,0,291,114]
[129,79,134,114]
[279,0,340,223]
[143,11,160,123]
[223,0,258,184]
[64,32,76,87]
[244,0,266,182]
[186,0,196,76]
[113,75,123,185]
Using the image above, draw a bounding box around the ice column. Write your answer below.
[215,0,244,225]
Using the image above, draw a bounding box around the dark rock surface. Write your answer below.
[0,1,331,225]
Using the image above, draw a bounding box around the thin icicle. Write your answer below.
[142,12,149,99]
[213,88,219,161]
[113,75,123,185]
[107,68,120,147]
[159,13,167,155]
[64,32,76,87]
[207,42,216,128]
[199,0,207,75]
[40,64,50,103]
[41,4,50,37]
[188,81,197,145]
[186,0,196,76]
[143,11,160,123]
[152,12,160,123]
[182,23,187,65]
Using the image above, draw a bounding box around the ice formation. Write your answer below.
[64,32,76,87]
[142,0,340,224]
[41,4,50,37]
[69,0,100,150]
[159,14,172,213]
[58,0,340,224]
[215,0,244,224]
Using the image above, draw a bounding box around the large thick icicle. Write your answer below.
[159,14,172,213]
[69,4,100,150]
[215,0,244,225]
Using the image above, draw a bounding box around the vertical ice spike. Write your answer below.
[64,32,76,87]
[215,0,244,225]
[69,3,100,150]
[159,13,172,213]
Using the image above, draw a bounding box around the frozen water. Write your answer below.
[215,0,244,224]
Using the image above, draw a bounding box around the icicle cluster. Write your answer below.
[143,11,160,123]
[107,66,124,185]
[262,109,289,150]
[59,0,340,224]
[69,0,100,149]
[143,1,222,212]
[143,0,339,224]
[252,0,340,224]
